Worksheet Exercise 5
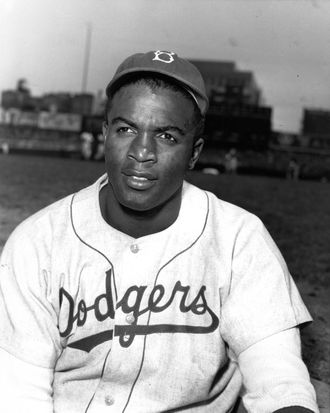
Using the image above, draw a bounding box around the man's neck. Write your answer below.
[99,185,182,239]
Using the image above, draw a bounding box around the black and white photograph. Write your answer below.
[0,0,329,412]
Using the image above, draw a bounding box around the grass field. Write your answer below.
[0,153,329,384]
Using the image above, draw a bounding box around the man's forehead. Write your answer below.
[111,82,194,109]
[108,87,195,131]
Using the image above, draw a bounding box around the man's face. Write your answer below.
[103,83,203,212]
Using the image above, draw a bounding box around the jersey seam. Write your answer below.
[69,193,119,413]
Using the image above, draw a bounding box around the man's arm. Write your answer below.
[238,327,319,413]
[0,347,54,413]
[0,228,60,412]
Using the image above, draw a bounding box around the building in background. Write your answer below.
[0,86,93,157]
[1,90,36,111]
[41,93,72,113]
[191,60,261,105]
[189,59,271,150]
[302,108,330,150]
[1,90,94,116]
[71,94,94,116]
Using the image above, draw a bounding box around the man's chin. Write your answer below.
[120,198,159,215]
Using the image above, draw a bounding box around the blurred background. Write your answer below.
[0,0,329,406]
[1,0,330,178]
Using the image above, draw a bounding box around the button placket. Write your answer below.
[104,395,114,406]
[125,313,135,324]
[130,244,139,253]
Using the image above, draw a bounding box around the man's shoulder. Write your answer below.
[184,180,262,229]
[5,176,103,248]
[22,194,72,229]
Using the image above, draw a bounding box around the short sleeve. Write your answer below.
[220,217,312,356]
[0,228,61,368]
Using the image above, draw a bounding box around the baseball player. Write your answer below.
[0,51,319,413]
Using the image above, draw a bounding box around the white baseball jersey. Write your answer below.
[0,174,312,412]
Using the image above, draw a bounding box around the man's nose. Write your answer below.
[128,132,157,163]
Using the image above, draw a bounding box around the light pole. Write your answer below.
[81,22,92,93]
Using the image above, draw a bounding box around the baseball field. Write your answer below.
[0,153,329,385]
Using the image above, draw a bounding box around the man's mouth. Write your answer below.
[122,169,157,190]
[123,169,156,180]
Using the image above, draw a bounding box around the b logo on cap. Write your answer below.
[152,50,175,64]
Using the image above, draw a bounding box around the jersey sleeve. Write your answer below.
[0,347,54,413]
[238,328,318,412]
[0,227,61,368]
[220,217,312,356]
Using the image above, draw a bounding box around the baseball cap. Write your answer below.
[105,50,209,116]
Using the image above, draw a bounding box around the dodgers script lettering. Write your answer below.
[59,269,219,352]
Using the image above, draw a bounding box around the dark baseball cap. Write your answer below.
[105,50,209,116]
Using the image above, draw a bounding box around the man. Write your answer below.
[0,51,319,412]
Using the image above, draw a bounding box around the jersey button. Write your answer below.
[126,314,135,324]
[130,244,139,253]
[104,395,114,406]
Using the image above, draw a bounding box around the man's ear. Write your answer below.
[102,121,108,139]
[188,137,204,170]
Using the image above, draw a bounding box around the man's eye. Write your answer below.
[117,127,134,134]
[159,133,177,143]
